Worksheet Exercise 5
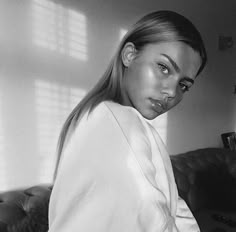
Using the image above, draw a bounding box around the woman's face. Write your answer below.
[121,41,202,120]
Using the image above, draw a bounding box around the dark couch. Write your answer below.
[171,148,236,232]
[0,148,236,232]
[0,185,52,232]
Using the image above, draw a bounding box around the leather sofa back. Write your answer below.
[171,148,236,212]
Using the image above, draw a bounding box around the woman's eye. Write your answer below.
[179,82,190,92]
[158,63,169,74]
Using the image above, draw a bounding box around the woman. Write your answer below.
[49,10,207,232]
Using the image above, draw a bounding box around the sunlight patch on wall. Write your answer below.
[35,79,86,183]
[120,28,128,41]
[32,0,88,60]
[152,113,168,145]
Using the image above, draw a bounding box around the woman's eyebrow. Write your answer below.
[161,53,180,73]
[182,77,194,85]
[161,53,195,84]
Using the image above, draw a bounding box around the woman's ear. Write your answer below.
[121,42,137,67]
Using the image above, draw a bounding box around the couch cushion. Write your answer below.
[194,209,236,232]
[0,185,52,232]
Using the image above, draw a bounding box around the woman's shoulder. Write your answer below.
[79,100,147,133]
[92,100,145,125]
[102,100,142,118]
[101,101,150,134]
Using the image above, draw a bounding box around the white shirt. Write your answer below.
[49,101,200,232]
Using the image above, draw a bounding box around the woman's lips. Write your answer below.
[149,98,166,114]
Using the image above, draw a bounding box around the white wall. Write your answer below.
[0,0,236,190]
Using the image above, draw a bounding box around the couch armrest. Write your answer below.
[0,185,52,232]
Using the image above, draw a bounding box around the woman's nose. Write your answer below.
[162,79,178,99]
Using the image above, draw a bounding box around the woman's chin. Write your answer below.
[140,109,162,120]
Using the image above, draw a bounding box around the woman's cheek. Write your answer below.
[143,67,160,85]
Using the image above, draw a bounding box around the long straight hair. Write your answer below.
[53,10,207,180]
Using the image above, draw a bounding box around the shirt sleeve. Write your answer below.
[175,196,200,232]
[48,103,172,232]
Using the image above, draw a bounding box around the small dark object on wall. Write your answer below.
[221,132,236,150]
